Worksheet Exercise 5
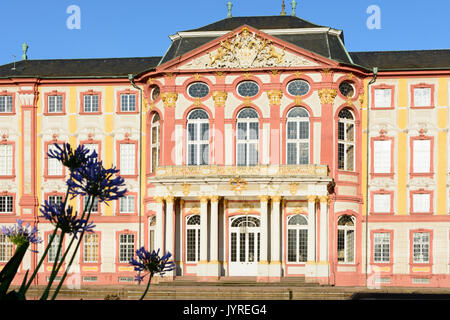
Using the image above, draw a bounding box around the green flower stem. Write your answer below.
[0,242,29,299]
[50,196,95,300]
[40,230,65,300]
[139,273,154,300]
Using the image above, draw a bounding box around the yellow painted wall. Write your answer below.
[104,86,114,216]
[397,79,408,215]
[437,78,448,215]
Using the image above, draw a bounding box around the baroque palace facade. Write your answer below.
[0,13,449,287]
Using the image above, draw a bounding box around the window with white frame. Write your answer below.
[48,144,64,176]
[337,215,355,263]
[287,215,308,263]
[0,96,13,113]
[412,139,431,174]
[187,109,209,166]
[186,215,200,262]
[48,195,63,206]
[149,216,156,252]
[119,143,136,175]
[0,144,13,176]
[286,107,310,165]
[151,114,160,173]
[120,94,136,112]
[337,109,355,171]
[413,87,431,107]
[374,88,392,108]
[236,108,259,166]
[48,95,63,113]
[0,234,13,262]
[83,233,99,263]
[119,195,135,214]
[373,140,391,174]
[83,143,99,159]
[0,196,13,214]
[373,193,391,213]
[83,196,99,213]
[119,234,135,263]
[48,234,63,263]
[412,232,430,263]
[373,232,390,263]
[83,94,99,113]
[412,193,431,213]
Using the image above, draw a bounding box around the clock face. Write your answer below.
[188,82,209,98]
[287,80,310,96]
[237,81,259,97]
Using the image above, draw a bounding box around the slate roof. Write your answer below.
[0,57,161,78]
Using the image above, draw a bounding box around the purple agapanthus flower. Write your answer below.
[130,248,175,284]
[47,143,97,172]
[0,219,42,246]
[67,156,127,203]
[40,201,95,238]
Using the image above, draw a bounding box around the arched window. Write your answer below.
[150,113,160,173]
[236,108,259,166]
[337,108,355,171]
[287,215,308,263]
[187,109,209,165]
[186,215,200,262]
[337,215,355,264]
[149,216,156,252]
[286,107,310,165]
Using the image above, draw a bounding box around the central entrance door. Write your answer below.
[229,215,260,276]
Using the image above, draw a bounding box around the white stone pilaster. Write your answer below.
[269,196,282,278]
[198,196,209,276]
[257,195,269,279]
[208,196,220,277]
[155,197,165,254]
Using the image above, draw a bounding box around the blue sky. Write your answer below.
[0,0,449,65]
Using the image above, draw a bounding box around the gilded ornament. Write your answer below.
[181,183,190,196]
[267,90,283,105]
[161,92,178,108]
[271,195,282,203]
[319,195,329,203]
[154,196,164,203]
[198,195,209,203]
[295,96,302,105]
[164,196,175,203]
[194,73,201,80]
[295,71,302,79]
[230,177,247,195]
[212,91,228,107]
[289,183,298,196]
[318,88,337,105]
[258,195,269,203]
[306,195,317,203]
[210,195,220,203]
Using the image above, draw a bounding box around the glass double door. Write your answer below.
[229,216,260,276]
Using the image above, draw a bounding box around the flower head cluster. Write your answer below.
[47,143,96,172]
[40,201,95,238]
[0,219,42,246]
[130,247,175,284]
[67,156,127,203]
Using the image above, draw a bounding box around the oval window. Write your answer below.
[237,81,259,97]
[339,81,355,98]
[151,86,160,101]
[188,82,209,98]
[287,80,310,96]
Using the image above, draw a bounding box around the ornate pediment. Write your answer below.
[180,27,319,70]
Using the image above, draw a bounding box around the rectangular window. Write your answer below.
[0,96,13,113]
[48,144,64,176]
[414,87,431,107]
[119,144,136,175]
[373,140,391,174]
[413,232,430,263]
[48,96,63,113]
[0,144,13,176]
[412,139,431,174]
[48,195,63,206]
[83,143,99,159]
[83,95,99,113]
[119,195,135,213]
[374,89,392,108]
[120,94,136,112]
[83,233,99,263]
[83,196,99,213]
[412,193,430,213]
[373,193,391,214]
[0,196,13,214]
[119,234,134,263]
[0,234,13,262]
[374,233,390,263]
[48,234,62,263]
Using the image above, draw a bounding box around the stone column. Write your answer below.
[306,195,317,281]
[164,196,175,277]
[317,196,330,282]
[257,195,269,281]
[198,196,209,278]
[208,196,220,277]
[154,197,165,253]
[269,195,282,279]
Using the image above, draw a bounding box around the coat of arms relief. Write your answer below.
[181,27,318,69]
